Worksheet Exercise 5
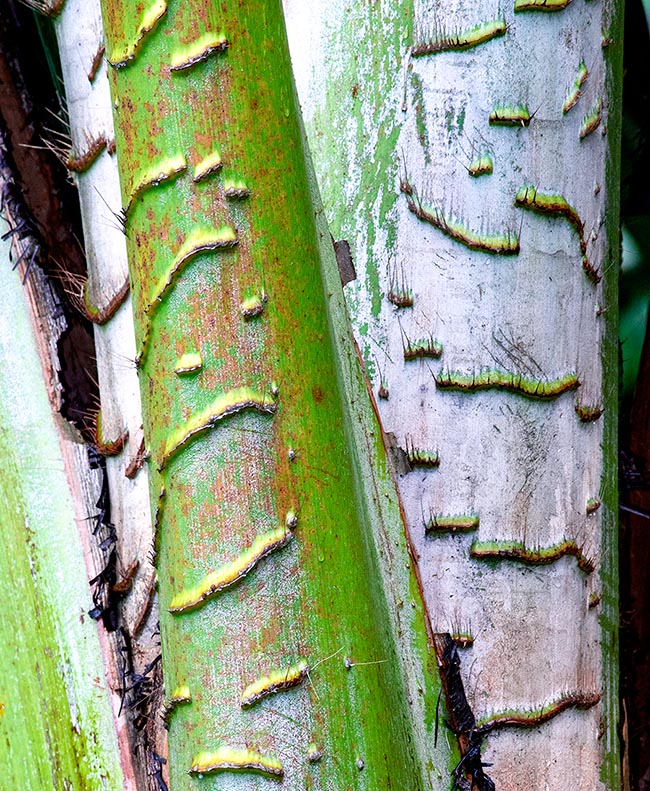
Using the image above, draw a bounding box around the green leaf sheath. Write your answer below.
[0,238,123,790]
[101,1,427,788]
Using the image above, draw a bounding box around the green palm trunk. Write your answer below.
[100,1,449,788]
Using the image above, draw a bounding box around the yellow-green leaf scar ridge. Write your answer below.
[67,134,107,173]
[405,438,440,469]
[307,743,324,763]
[135,226,238,366]
[170,526,293,613]
[403,336,443,360]
[223,178,250,199]
[515,186,583,235]
[563,61,588,114]
[107,0,167,68]
[435,368,579,399]
[174,352,202,375]
[124,154,186,215]
[241,659,310,707]
[162,685,192,728]
[83,276,130,326]
[470,538,595,573]
[411,18,506,56]
[476,691,600,733]
[401,186,519,255]
[135,225,238,365]
[514,185,599,283]
[93,409,128,457]
[451,632,474,648]
[241,293,266,319]
[170,684,191,703]
[193,150,222,182]
[468,153,493,177]
[586,497,601,515]
[425,514,479,534]
[160,387,277,470]
[514,0,572,10]
[575,402,603,422]
[170,32,229,72]
[489,105,531,127]
[189,747,283,778]
[387,283,413,308]
[579,99,602,141]
[150,226,238,309]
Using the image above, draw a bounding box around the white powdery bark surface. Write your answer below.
[55,0,153,633]
[285,1,616,789]
[54,1,158,784]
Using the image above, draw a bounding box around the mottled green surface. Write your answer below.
[101,2,436,788]
[304,131,455,786]
[307,2,413,349]
[600,2,624,787]
[0,236,123,790]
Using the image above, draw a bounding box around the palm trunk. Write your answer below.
[99,1,448,788]
[0,1,624,787]
[284,1,622,788]
[52,1,163,785]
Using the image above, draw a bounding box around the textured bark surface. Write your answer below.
[100,1,448,788]
[285,1,621,789]
[53,2,163,786]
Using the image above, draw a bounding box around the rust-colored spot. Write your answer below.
[112,561,140,594]
[312,386,323,403]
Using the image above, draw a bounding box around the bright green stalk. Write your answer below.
[100,2,441,788]
[307,157,456,785]
[0,234,123,789]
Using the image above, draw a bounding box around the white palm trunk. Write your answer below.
[284,1,621,789]
[54,0,153,636]
[53,2,161,787]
